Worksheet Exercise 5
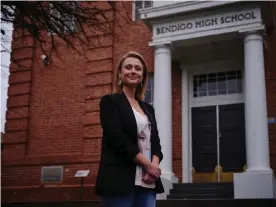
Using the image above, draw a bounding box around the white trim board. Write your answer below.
[185,60,243,74]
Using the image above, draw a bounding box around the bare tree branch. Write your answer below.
[1,1,131,63]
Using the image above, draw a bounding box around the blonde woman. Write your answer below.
[95,51,164,207]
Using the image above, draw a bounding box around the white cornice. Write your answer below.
[149,22,264,47]
[139,1,241,21]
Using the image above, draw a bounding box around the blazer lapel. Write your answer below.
[121,93,138,138]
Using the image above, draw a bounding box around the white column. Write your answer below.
[244,31,272,172]
[153,44,173,179]
[181,66,190,183]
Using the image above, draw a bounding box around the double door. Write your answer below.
[192,103,246,182]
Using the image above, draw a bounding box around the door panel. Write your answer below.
[219,103,246,172]
[192,106,217,173]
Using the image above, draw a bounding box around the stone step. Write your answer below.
[167,193,233,199]
[168,182,234,199]
[169,190,233,197]
[170,187,233,193]
[172,182,233,190]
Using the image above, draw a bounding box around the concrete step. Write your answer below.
[167,194,233,199]
[168,182,234,199]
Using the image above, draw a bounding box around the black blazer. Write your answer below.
[95,93,164,196]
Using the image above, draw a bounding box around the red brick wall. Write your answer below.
[3,32,35,162]
[1,1,156,203]
[265,27,276,172]
[172,63,182,182]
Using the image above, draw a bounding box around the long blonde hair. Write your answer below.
[114,51,148,101]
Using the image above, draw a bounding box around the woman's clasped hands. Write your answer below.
[142,162,161,184]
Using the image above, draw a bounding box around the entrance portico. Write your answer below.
[140,1,275,199]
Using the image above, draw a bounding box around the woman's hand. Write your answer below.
[135,153,161,178]
[142,173,156,184]
[142,159,162,184]
[144,162,161,179]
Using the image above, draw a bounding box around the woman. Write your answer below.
[95,51,164,207]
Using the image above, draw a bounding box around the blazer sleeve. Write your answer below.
[149,104,163,163]
[99,95,140,161]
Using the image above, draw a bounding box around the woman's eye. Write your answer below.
[125,65,132,69]
[124,64,142,71]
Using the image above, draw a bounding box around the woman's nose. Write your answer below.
[130,67,137,73]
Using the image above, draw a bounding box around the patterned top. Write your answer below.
[132,107,155,189]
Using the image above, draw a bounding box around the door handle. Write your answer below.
[218,132,222,138]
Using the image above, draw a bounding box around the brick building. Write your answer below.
[2,1,276,202]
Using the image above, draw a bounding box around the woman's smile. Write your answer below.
[127,75,139,80]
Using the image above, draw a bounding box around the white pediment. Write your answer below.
[144,4,264,46]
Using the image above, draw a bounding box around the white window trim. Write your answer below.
[132,0,153,21]
[189,70,244,107]
[190,70,244,107]
[185,60,244,106]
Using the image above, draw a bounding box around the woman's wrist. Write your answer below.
[135,152,151,168]
[152,155,160,166]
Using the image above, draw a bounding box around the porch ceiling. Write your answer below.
[171,37,244,65]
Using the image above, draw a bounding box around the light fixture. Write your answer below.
[41,54,49,66]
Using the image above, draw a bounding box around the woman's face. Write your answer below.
[119,57,144,88]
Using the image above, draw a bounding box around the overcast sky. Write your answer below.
[1,23,13,133]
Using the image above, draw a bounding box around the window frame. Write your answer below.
[144,73,154,105]
[192,70,243,98]
[132,0,153,21]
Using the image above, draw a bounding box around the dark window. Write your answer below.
[134,0,153,20]
[145,73,153,104]
[144,1,153,8]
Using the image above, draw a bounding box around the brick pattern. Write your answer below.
[83,16,114,161]
[1,163,99,187]
[2,2,115,202]
[3,32,35,162]
[265,27,276,173]
[172,63,182,182]
[2,164,100,202]
[2,186,99,202]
